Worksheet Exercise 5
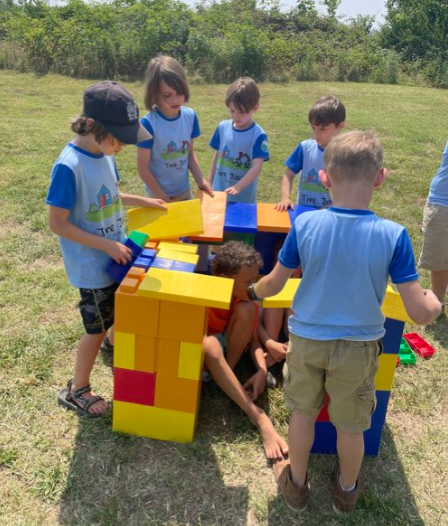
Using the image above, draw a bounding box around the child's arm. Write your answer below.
[208,150,219,187]
[252,261,295,300]
[396,281,442,324]
[225,158,263,196]
[137,147,170,202]
[188,139,213,196]
[258,310,288,364]
[243,334,268,402]
[275,168,296,211]
[120,193,167,209]
[49,206,132,264]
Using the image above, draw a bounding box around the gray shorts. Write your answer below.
[419,202,448,271]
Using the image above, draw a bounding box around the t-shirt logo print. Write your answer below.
[126,102,138,122]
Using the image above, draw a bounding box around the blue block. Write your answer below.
[224,202,257,234]
[254,231,287,274]
[125,238,144,258]
[382,318,405,354]
[151,258,175,270]
[172,261,196,273]
[140,248,157,261]
[104,238,144,283]
[134,256,153,271]
[288,205,316,225]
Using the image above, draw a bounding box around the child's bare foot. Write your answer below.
[251,408,289,460]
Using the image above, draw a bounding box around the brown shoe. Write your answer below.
[273,458,309,511]
[332,463,362,515]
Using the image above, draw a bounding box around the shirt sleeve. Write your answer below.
[389,229,419,284]
[279,222,301,269]
[45,163,76,210]
[252,133,270,162]
[191,112,200,139]
[137,116,154,149]
[209,126,221,151]
[284,143,304,174]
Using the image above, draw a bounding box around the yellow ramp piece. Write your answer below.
[375,353,397,391]
[128,199,203,240]
[139,267,233,309]
[156,249,199,265]
[114,332,135,370]
[113,401,196,442]
[262,279,300,308]
[157,241,198,254]
[178,342,204,380]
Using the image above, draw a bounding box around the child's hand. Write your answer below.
[199,179,214,197]
[225,186,239,196]
[266,340,288,362]
[243,369,267,402]
[275,198,294,211]
[141,197,167,210]
[105,240,133,264]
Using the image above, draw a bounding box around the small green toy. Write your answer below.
[398,338,417,365]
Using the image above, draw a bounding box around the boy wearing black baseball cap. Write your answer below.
[46,81,166,417]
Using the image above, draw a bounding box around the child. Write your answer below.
[418,139,448,304]
[203,242,289,460]
[47,81,166,417]
[249,131,441,513]
[276,95,345,211]
[209,77,270,202]
[137,56,212,202]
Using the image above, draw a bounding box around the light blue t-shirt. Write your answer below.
[138,107,200,198]
[46,143,125,289]
[210,120,269,203]
[428,139,448,208]
[279,207,418,341]
[284,139,331,209]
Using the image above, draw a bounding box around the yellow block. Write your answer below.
[128,199,203,240]
[156,249,199,265]
[113,401,196,442]
[178,342,204,380]
[114,331,135,370]
[262,279,300,308]
[157,241,198,254]
[139,267,233,309]
[375,353,397,391]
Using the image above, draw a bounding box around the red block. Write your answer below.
[403,333,436,358]
[316,394,330,422]
[114,367,156,406]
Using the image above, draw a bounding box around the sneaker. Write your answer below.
[100,336,114,354]
[332,463,361,515]
[273,458,309,511]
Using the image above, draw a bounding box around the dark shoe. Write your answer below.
[100,336,114,354]
[58,379,105,418]
[332,463,361,515]
[273,458,309,511]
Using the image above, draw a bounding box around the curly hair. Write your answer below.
[212,241,263,277]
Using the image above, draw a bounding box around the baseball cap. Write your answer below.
[83,81,151,145]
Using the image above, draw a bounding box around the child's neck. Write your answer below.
[73,134,101,155]
[329,183,374,210]
[157,106,181,119]
[233,119,254,130]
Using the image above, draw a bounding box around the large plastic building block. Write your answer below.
[223,232,255,246]
[126,266,146,282]
[134,335,156,372]
[128,199,204,240]
[105,238,143,283]
[178,342,204,380]
[382,318,405,354]
[156,339,180,376]
[114,368,156,406]
[145,240,159,250]
[224,202,258,234]
[115,289,160,338]
[113,401,196,442]
[119,277,140,294]
[128,231,149,248]
[316,394,330,422]
[254,231,287,274]
[191,191,227,243]
[257,203,291,233]
[158,300,207,344]
[133,256,153,272]
[403,332,436,358]
[288,205,317,224]
[138,268,233,309]
[382,285,413,323]
[375,353,398,389]
[157,241,198,254]
[172,261,196,273]
[262,279,300,308]
[156,249,199,266]
[398,338,417,365]
[155,374,201,413]
[114,331,135,370]
[151,258,175,270]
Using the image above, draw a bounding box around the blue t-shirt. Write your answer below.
[284,139,331,209]
[210,120,269,203]
[428,139,448,208]
[279,207,418,341]
[138,107,200,198]
[46,143,125,289]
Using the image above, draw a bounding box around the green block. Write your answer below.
[399,338,417,365]
[129,231,149,248]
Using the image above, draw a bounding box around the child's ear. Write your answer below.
[374,168,387,188]
[253,103,260,112]
[337,121,346,131]
[319,169,331,189]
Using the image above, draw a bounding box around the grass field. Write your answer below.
[1,71,447,526]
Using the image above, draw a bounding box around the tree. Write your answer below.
[296,0,316,16]
[320,0,341,18]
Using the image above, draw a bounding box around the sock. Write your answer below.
[339,474,356,492]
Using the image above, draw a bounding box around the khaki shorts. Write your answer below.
[418,202,448,271]
[283,334,382,433]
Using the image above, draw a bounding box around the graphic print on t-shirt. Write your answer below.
[161,139,190,160]
[85,182,121,224]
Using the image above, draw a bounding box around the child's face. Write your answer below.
[228,102,258,130]
[98,134,125,156]
[230,264,260,301]
[311,122,344,148]
[157,81,185,118]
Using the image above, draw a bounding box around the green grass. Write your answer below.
[1,70,448,525]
